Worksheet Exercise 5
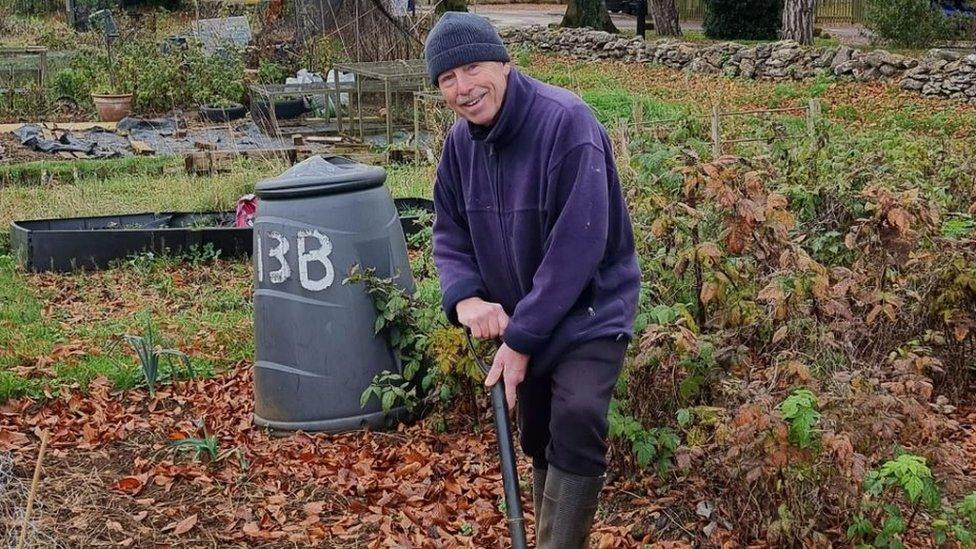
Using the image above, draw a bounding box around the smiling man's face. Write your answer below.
[437,61,511,127]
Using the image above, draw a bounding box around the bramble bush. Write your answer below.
[46,29,245,114]
[604,103,976,543]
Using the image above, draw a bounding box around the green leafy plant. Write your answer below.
[49,68,91,104]
[867,454,941,508]
[177,242,222,265]
[848,452,942,548]
[257,60,285,85]
[608,399,679,474]
[345,265,434,414]
[187,45,245,107]
[933,492,976,546]
[121,39,185,112]
[778,388,820,449]
[123,311,194,397]
[171,424,219,462]
[865,0,949,48]
[346,260,485,417]
[677,340,718,403]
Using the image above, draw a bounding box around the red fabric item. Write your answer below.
[235,194,258,227]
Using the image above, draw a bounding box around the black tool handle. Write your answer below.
[466,332,528,549]
[490,379,527,549]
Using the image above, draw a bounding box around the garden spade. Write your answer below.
[465,330,528,549]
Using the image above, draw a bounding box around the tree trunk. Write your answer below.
[782,0,815,45]
[561,0,618,33]
[649,0,681,37]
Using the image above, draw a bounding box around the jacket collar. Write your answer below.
[466,68,535,148]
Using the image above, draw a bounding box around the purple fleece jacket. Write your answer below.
[432,68,641,371]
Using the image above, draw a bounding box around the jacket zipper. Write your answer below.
[488,144,523,298]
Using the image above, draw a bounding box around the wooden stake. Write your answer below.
[17,431,49,549]
[615,118,632,178]
[711,105,722,158]
[414,93,420,164]
[806,98,821,138]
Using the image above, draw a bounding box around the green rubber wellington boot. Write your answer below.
[536,465,605,549]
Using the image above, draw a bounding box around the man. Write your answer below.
[424,12,641,548]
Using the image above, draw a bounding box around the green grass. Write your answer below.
[1,158,434,252]
[0,155,178,187]
[0,254,55,400]
[524,61,625,94]
[0,254,57,359]
[0,252,248,402]
[583,89,635,125]
[53,354,143,392]
[387,163,435,199]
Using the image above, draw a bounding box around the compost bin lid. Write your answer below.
[255,155,387,199]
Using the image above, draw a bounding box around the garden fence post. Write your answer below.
[334,72,343,133]
[414,93,420,164]
[616,118,631,173]
[806,98,821,138]
[385,78,393,146]
[64,0,74,29]
[711,105,722,158]
[356,74,364,140]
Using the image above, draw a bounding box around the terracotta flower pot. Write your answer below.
[92,93,133,122]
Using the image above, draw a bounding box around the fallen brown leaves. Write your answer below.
[0,362,669,547]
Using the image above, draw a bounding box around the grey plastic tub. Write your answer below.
[252,155,415,432]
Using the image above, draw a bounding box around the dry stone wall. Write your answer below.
[500,26,976,103]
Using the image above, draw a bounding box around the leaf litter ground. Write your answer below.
[1,259,671,547]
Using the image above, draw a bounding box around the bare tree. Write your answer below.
[782,0,815,45]
[561,0,618,33]
[649,0,682,37]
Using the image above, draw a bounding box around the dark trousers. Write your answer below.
[517,337,628,477]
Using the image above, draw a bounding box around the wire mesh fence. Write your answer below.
[284,0,433,62]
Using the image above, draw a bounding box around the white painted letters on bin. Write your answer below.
[257,229,335,291]
[267,231,291,284]
[296,229,335,291]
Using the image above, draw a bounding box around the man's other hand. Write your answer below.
[484,344,529,410]
[456,297,509,340]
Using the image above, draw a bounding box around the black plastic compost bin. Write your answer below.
[252,155,415,432]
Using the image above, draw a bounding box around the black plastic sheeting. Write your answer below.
[12,124,123,158]
[10,116,293,159]
[121,118,285,155]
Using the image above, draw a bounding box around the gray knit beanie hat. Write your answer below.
[424,12,510,86]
